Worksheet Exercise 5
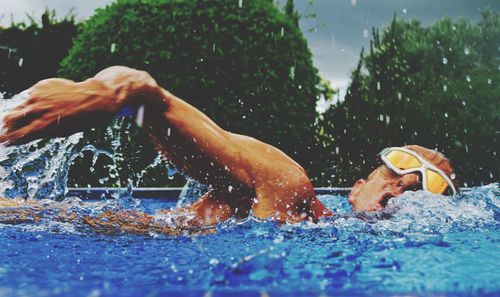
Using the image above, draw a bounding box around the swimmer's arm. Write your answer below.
[81,209,215,236]
[0,65,253,185]
[0,197,214,235]
[0,66,162,145]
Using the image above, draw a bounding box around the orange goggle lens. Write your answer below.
[384,150,422,170]
[425,169,450,194]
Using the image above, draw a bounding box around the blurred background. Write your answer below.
[0,0,498,187]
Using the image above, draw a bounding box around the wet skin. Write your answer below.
[348,145,456,212]
[0,67,454,233]
[0,66,330,232]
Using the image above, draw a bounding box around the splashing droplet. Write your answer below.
[289,66,295,80]
[135,105,145,127]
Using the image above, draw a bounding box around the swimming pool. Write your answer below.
[0,185,498,297]
[0,95,498,296]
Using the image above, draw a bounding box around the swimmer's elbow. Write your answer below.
[92,66,164,108]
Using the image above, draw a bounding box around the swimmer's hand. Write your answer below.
[0,66,162,145]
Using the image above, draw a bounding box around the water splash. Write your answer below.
[0,93,84,200]
[177,178,208,207]
[0,93,177,201]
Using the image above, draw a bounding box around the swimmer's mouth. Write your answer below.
[379,182,423,208]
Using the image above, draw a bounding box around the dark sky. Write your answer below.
[1,0,498,103]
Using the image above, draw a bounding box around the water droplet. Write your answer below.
[402,8,407,14]
[18,58,23,67]
[253,198,259,204]
[289,66,295,79]
[443,85,447,92]
[110,43,116,53]
[444,112,448,118]
[465,75,471,82]
[487,78,492,84]
[464,47,470,55]
[135,105,145,127]
[238,0,243,8]
[363,28,369,38]
[351,0,357,6]
[280,27,284,37]
[377,81,381,90]
[442,57,448,64]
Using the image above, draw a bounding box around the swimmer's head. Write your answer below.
[348,145,458,212]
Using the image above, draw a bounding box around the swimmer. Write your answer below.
[0,66,458,234]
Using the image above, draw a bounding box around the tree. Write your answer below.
[0,11,78,97]
[59,0,322,186]
[319,10,499,186]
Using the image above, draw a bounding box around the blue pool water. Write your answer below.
[0,185,498,297]
[0,95,499,296]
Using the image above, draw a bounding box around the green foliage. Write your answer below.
[319,10,499,186]
[0,11,78,97]
[59,0,321,186]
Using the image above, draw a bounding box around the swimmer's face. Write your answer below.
[348,145,454,212]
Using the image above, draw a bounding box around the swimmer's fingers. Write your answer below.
[1,104,114,146]
[0,116,53,145]
[1,116,87,146]
[2,103,48,134]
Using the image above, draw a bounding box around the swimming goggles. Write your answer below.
[379,147,457,195]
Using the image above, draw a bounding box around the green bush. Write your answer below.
[318,11,499,186]
[59,0,322,186]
